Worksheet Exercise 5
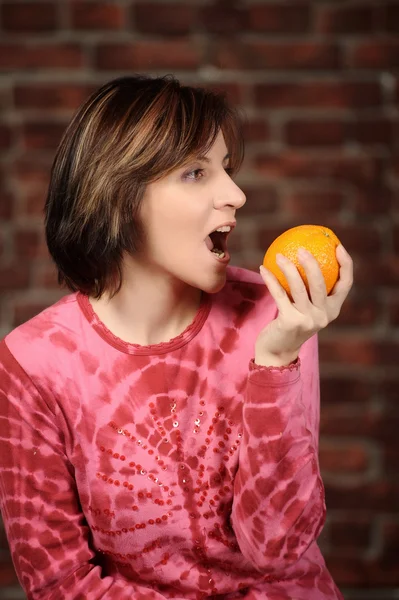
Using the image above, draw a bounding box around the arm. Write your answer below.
[230,244,352,573]
[230,334,325,574]
[0,341,180,600]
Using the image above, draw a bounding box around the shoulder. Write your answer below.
[1,293,81,376]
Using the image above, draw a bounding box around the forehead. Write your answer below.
[205,131,228,158]
[195,132,229,164]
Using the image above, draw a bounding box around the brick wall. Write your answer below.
[0,1,398,599]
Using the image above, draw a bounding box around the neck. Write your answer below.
[89,257,202,347]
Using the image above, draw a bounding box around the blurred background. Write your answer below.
[0,0,398,599]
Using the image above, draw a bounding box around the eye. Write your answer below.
[184,169,205,181]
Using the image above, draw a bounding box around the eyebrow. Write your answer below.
[196,153,230,164]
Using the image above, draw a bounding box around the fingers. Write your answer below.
[275,252,311,313]
[259,265,293,313]
[328,244,354,306]
[260,244,353,320]
[297,248,328,309]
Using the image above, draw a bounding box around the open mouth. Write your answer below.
[205,225,233,260]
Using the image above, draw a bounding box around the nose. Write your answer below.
[214,176,246,210]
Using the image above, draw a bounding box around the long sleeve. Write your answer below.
[0,341,183,600]
[230,334,325,575]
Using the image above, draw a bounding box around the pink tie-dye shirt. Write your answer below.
[0,266,342,600]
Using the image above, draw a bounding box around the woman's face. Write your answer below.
[138,131,246,293]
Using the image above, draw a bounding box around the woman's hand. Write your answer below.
[255,244,354,367]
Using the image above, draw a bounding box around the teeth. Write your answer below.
[215,226,231,233]
[211,249,225,258]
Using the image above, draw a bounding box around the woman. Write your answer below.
[0,75,352,600]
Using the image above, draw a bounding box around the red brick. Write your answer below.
[371,557,399,586]
[284,119,346,147]
[380,380,399,410]
[24,189,47,218]
[319,378,373,406]
[382,519,399,557]
[282,189,345,218]
[352,118,395,147]
[239,186,279,217]
[354,254,399,288]
[13,302,50,327]
[0,264,30,290]
[32,262,60,289]
[334,295,380,327]
[319,441,370,473]
[370,414,399,439]
[330,223,382,256]
[0,191,14,220]
[0,125,12,150]
[201,4,247,34]
[350,41,399,69]
[254,81,381,109]
[384,444,399,476]
[324,480,399,512]
[96,41,202,71]
[203,83,245,106]
[319,339,399,367]
[12,159,52,186]
[323,556,365,587]
[71,1,125,30]
[242,119,270,143]
[320,410,399,440]
[316,4,376,33]
[0,559,19,585]
[22,122,67,150]
[0,43,84,70]
[1,2,58,31]
[133,2,196,35]
[326,555,399,587]
[248,3,311,33]
[213,42,341,71]
[255,153,380,185]
[386,2,399,33]
[388,296,399,325]
[14,228,43,259]
[320,409,369,438]
[354,185,392,215]
[14,83,96,110]
[394,225,399,255]
[329,517,371,551]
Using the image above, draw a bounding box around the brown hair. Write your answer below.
[45,75,245,298]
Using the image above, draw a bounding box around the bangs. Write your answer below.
[143,81,245,181]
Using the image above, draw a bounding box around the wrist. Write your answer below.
[254,349,299,368]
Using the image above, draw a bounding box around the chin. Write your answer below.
[197,271,227,295]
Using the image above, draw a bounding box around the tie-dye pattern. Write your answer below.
[0,266,342,600]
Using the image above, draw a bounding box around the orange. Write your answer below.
[263,224,341,299]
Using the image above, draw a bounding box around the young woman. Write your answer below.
[0,75,353,600]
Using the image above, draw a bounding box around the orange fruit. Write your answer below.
[263,224,341,299]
